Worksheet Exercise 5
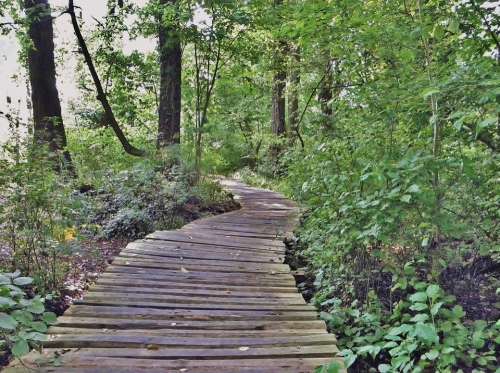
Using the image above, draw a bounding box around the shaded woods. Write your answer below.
[0,0,498,372]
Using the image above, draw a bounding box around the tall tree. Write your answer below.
[157,0,182,148]
[287,44,300,138]
[24,0,73,170]
[271,0,286,136]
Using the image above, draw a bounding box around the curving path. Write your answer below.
[6,180,341,373]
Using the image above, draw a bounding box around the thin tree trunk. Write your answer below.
[157,0,181,148]
[288,45,300,139]
[271,0,286,136]
[24,0,74,171]
[68,0,144,157]
[272,69,286,136]
[318,59,334,131]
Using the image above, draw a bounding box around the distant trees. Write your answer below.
[24,0,73,170]
[157,0,182,148]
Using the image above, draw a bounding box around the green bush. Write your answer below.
[319,263,499,372]
[0,147,80,293]
[0,271,57,358]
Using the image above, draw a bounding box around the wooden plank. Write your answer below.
[89,284,303,298]
[127,240,285,258]
[113,255,289,273]
[41,345,338,359]
[120,248,284,264]
[74,298,314,312]
[48,327,330,337]
[6,355,340,373]
[44,334,337,349]
[81,291,305,305]
[146,232,286,251]
[100,268,296,286]
[95,277,299,292]
[64,305,319,321]
[6,180,340,373]
[54,317,327,330]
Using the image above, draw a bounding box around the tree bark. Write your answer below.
[271,0,286,136]
[318,59,334,131]
[24,0,73,171]
[272,69,286,136]
[68,0,144,157]
[288,45,300,139]
[157,0,182,148]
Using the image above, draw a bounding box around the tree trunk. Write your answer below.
[318,59,333,131]
[272,69,286,136]
[288,45,300,139]
[68,0,144,157]
[24,0,73,171]
[157,0,182,148]
[271,0,286,136]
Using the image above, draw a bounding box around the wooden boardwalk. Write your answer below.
[7,180,341,372]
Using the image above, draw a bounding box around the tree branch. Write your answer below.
[67,0,144,156]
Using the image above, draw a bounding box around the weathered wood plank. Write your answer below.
[44,334,337,348]
[54,317,327,330]
[6,180,341,372]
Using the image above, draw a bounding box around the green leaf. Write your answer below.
[387,324,412,337]
[42,312,57,325]
[410,313,429,323]
[400,194,411,203]
[409,291,427,303]
[340,349,357,368]
[392,354,411,369]
[451,305,465,319]
[31,321,47,333]
[426,284,440,300]
[0,313,18,330]
[477,115,496,132]
[12,310,33,325]
[472,330,485,349]
[378,364,391,373]
[415,323,438,344]
[0,296,16,307]
[12,339,29,357]
[422,87,440,99]
[13,277,33,286]
[410,303,429,311]
[0,275,11,285]
[430,302,443,316]
[407,184,420,194]
[357,345,381,359]
[27,300,44,315]
[424,349,439,361]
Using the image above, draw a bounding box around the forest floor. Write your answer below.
[0,188,239,368]
[0,192,239,315]
[285,237,499,323]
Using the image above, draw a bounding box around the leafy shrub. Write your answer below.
[0,271,57,358]
[0,146,79,293]
[319,263,499,372]
[103,207,152,239]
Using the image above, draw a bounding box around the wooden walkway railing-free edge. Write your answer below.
[5,179,343,373]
